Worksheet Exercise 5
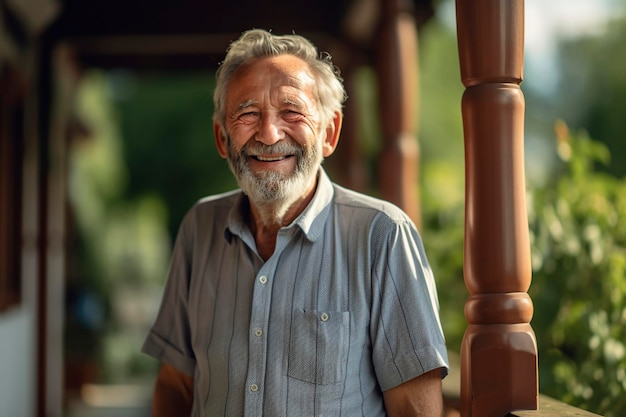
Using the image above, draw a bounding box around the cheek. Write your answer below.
[226,125,253,148]
[292,123,322,145]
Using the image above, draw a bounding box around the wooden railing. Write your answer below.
[443,352,604,416]
[511,397,603,417]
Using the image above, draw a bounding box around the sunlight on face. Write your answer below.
[225,133,323,203]
[222,55,327,205]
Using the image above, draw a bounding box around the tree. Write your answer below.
[554,16,626,178]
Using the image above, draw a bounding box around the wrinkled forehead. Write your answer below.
[228,55,318,99]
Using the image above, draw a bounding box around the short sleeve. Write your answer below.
[141,210,197,377]
[369,216,449,391]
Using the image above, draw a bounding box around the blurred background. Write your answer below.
[1,0,626,416]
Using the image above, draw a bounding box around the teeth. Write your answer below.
[256,155,287,162]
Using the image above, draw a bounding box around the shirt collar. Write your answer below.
[225,168,334,243]
[293,168,333,242]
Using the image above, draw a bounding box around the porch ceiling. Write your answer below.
[46,0,435,70]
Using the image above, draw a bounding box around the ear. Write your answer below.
[322,110,343,157]
[213,121,228,158]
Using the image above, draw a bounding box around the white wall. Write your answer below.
[0,307,35,417]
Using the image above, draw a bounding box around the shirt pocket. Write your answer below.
[287,309,350,385]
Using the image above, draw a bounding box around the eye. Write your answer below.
[283,110,304,122]
[238,111,259,123]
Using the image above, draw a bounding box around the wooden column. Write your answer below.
[326,68,368,193]
[0,66,24,312]
[455,1,538,416]
[376,0,421,228]
[38,43,79,417]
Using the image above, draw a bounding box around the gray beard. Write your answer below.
[225,136,323,207]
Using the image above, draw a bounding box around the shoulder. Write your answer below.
[178,189,241,233]
[195,189,241,209]
[329,184,426,255]
[169,190,243,259]
[331,183,412,226]
[189,190,240,216]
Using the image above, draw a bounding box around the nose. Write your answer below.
[256,114,284,145]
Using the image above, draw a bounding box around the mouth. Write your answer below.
[250,154,294,162]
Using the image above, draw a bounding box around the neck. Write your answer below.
[248,176,318,260]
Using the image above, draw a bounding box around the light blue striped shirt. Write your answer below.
[142,169,449,416]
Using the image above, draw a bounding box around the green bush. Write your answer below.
[528,121,626,416]
[424,121,626,415]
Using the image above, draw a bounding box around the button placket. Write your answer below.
[245,269,273,415]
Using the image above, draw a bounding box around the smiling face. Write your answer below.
[214,55,341,207]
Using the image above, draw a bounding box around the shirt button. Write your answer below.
[250,383,259,392]
[320,312,329,322]
[259,275,268,284]
[254,328,263,337]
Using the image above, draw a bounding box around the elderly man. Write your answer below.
[142,28,449,416]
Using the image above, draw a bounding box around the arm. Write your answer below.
[151,363,194,417]
[382,368,444,417]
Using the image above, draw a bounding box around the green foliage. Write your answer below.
[68,71,178,382]
[421,119,626,415]
[418,17,464,165]
[418,15,467,352]
[111,70,237,238]
[421,197,466,351]
[528,122,626,416]
[556,15,626,178]
[67,69,243,383]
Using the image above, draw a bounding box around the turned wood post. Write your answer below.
[455,0,538,415]
[376,0,421,228]
[327,69,368,193]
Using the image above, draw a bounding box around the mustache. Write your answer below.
[240,137,304,157]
